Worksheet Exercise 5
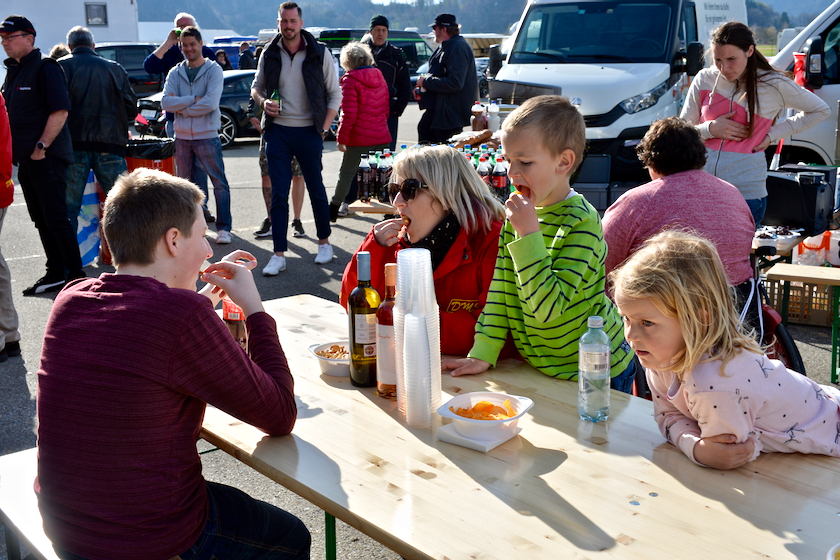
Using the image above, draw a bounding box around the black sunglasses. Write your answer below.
[388,178,429,203]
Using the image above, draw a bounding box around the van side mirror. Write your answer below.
[686,42,704,76]
[804,35,824,89]
[488,44,503,78]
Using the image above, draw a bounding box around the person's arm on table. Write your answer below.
[649,371,755,469]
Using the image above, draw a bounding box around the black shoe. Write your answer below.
[204,210,216,223]
[22,275,66,296]
[329,203,339,223]
[5,341,20,357]
[291,219,305,238]
[254,218,272,238]
[67,271,87,283]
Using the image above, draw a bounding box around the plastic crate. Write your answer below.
[762,277,833,326]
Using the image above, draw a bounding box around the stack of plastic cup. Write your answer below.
[394,248,441,428]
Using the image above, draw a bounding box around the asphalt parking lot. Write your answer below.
[1,103,837,560]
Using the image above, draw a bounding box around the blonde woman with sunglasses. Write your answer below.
[340,145,511,357]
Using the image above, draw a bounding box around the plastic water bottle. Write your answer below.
[578,316,610,422]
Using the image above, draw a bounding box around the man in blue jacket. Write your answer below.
[161,26,233,244]
[415,13,478,144]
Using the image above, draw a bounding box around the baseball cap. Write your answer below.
[0,15,36,36]
[429,13,458,28]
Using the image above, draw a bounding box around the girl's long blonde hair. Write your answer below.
[609,230,762,378]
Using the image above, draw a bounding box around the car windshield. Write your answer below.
[510,0,674,64]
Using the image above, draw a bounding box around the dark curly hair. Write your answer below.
[636,117,707,176]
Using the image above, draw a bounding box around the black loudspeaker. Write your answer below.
[764,171,834,237]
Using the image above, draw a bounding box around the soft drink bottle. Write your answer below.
[491,156,508,203]
[578,316,611,422]
[368,151,379,201]
[477,156,491,186]
[357,154,371,202]
[377,153,392,202]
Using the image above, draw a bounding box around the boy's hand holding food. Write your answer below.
[505,190,540,238]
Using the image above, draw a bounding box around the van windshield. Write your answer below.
[510,1,673,64]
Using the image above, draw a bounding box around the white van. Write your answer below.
[489,0,746,185]
[771,2,840,169]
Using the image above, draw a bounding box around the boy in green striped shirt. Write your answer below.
[442,95,636,392]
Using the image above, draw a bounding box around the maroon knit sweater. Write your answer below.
[35,274,297,560]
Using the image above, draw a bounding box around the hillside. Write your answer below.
[137,0,526,36]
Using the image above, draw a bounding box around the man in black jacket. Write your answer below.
[238,41,257,69]
[1,14,84,295]
[362,15,411,150]
[59,26,137,234]
[416,13,478,144]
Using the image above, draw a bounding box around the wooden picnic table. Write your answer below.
[201,294,840,560]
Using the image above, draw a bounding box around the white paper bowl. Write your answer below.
[828,542,840,560]
[437,392,534,441]
[753,236,777,249]
[308,341,350,377]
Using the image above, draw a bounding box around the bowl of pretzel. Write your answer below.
[308,341,351,376]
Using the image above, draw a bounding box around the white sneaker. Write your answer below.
[338,202,350,217]
[263,254,287,275]
[314,243,333,264]
[216,230,232,244]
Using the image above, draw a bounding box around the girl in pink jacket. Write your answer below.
[329,41,391,221]
[612,230,840,470]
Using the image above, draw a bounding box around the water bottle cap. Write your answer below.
[587,316,604,328]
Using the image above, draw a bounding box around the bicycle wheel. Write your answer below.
[766,322,807,376]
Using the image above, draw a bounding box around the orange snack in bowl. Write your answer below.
[450,399,517,420]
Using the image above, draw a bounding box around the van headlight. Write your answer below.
[619,81,669,114]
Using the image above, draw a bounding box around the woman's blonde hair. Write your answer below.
[340,41,374,72]
[609,230,762,378]
[392,145,505,234]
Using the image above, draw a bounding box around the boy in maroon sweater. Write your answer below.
[35,169,310,560]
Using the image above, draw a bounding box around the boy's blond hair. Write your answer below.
[502,95,585,172]
[610,230,763,379]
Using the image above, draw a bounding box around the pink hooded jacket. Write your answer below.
[336,66,391,147]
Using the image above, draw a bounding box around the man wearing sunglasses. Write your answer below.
[415,13,478,144]
[1,15,85,296]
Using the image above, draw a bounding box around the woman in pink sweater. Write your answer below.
[329,41,391,221]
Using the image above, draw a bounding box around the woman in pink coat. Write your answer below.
[329,42,392,221]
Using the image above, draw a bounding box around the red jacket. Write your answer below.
[336,66,391,147]
[341,220,517,358]
[0,92,13,209]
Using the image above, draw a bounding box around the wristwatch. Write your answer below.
[320,129,328,137]
[36,141,47,151]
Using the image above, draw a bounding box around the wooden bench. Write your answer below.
[0,448,60,560]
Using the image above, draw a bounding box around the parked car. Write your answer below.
[94,42,162,97]
[135,70,260,148]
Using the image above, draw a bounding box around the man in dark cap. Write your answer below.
[1,15,84,295]
[415,13,478,144]
[362,14,411,151]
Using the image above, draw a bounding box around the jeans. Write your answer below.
[331,143,389,206]
[17,156,83,278]
[53,482,311,560]
[610,358,638,395]
[175,137,232,232]
[746,196,767,229]
[168,120,209,212]
[65,151,127,234]
[264,125,331,252]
